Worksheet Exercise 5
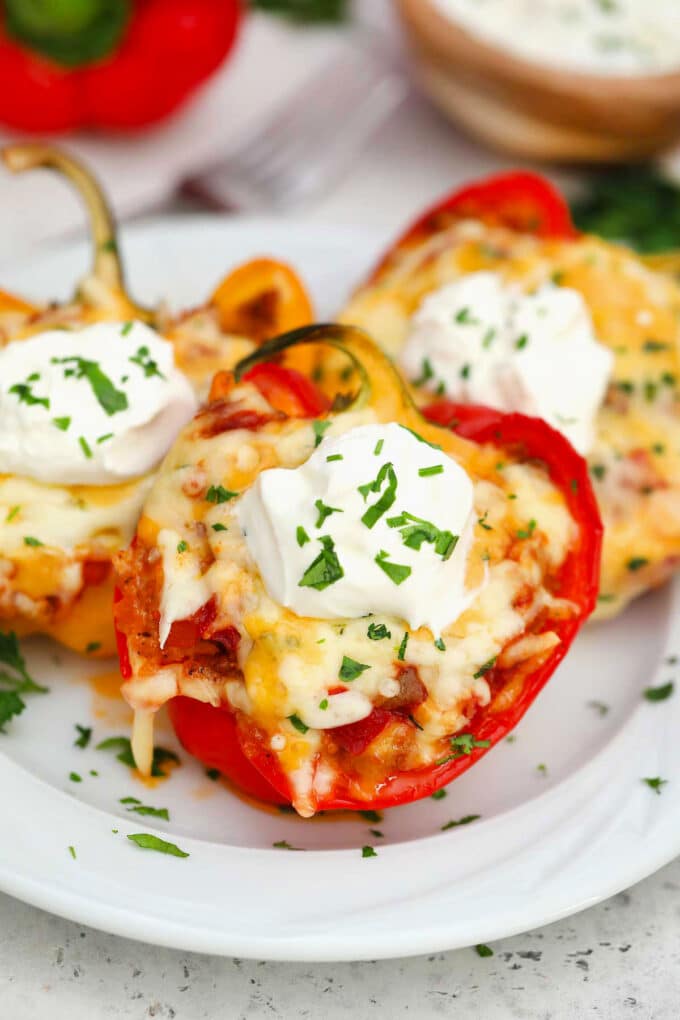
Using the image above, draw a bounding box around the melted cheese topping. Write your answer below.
[124,385,576,812]
[341,221,680,619]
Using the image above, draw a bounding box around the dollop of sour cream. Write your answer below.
[433,0,680,77]
[237,422,477,635]
[0,321,198,485]
[400,272,613,455]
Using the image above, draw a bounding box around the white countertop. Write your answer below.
[1,4,678,1014]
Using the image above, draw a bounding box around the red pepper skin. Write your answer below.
[0,0,241,133]
[162,398,602,813]
[369,171,578,283]
[243,363,330,419]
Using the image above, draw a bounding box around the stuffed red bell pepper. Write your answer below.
[114,324,602,816]
[0,0,241,132]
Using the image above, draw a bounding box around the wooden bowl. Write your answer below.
[395,0,680,163]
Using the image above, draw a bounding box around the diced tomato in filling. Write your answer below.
[82,560,111,587]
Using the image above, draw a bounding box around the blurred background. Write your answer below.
[1,0,680,264]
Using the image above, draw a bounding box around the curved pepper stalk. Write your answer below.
[2,142,152,322]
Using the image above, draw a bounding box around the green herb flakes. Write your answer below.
[288,714,309,734]
[299,535,344,590]
[127,833,189,857]
[644,682,674,702]
[74,724,92,749]
[367,622,391,641]
[361,845,377,858]
[339,656,370,682]
[206,484,237,504]
[441,814,480,831]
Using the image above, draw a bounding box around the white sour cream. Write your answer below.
[0,321,197,485]
[237,422,477,635]
[433,0,680,76]
[400,272,613,455]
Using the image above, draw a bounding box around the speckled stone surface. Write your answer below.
[1,858,679,1018]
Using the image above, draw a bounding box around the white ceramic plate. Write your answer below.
[0,219,678,962]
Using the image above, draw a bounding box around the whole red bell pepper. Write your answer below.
[370,170,578,283]
[0,0,241,132]
[113,325,603,813]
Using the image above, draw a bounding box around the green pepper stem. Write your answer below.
[2,142,151,321]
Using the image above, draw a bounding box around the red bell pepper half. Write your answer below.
[369,170,578,283]
[134,329,602,813]
[0,0,241,132]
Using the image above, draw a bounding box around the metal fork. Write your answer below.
[181,33,407,212]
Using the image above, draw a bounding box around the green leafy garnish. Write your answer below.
[375,549,411,586]
[69,772,82,782]
[206,484,237,504]
[78,436,93,459]
[418,465,444,477]
[358,809,382,823]
[627,557,649,572]
[177,540,188,554]
[436,733,491,765]
[374,439,384,456]
[296,525,310,547]
[9,380,50,409]
[397,632,409,661]
[273,840,305,850]
[212,523,228,533]
[85,641,101,654]
[571,167,680,254]
[0,630,47,731]
[326,454,343,462]
[431,788,447,800]
[129,345,166,380]
[52,416,71,431]
[643,776,667,795]
[644,682,674,702]
[68,845,76,860]
[361,845,377,858]
[414,357,434,387]
[206,768,221,781]
[74,724,92,749]
[441,814,481,830]
[299,536,344,590]
[251,0,350,23]
[339,656,370,682]
[516,519,537,540]
[288,713,309,734]
[121,798,170,821]
[475,943,494,958]
[312,419,331,447]
[51,356,128,416]
[367,622,391,641]
[5,506,20,523]
[96,736,179,777]
[359,462,398,529]
[127,833,189,857]
[473,657,497,679]
[387,510,458,560]
[23,536,43,547]
[435,637,446,652]
[314,498,343,528]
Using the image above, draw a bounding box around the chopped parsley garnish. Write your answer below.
[120,321,133,337]
[326,454,343,462]
[397,632,409,661]
[206,768,221,781]
[460,363,471,380]
[644,380,658,403]
[85,641,101,654]
[339,656,370,682]
[374,438,384,456]
[515,334,528,350]
[431,788,447,800]
[212,523,228,532]
[477,511,492,531]
[643,777,667,795]
[627,557,649,572]
[441,814,480,830]
[476,944,494,958]
[126,833,189,857]
[68,845,76,860]
[79,436,93,459]
[473,657,497,679]
[359,462,398,529]
[652,443,666,455]
[414,357,434,387]
[387,510,458,560]
[129,345,166,380]
[361,845,377,858]
[536,763,548,776]
[74,724,92,749]
[434,637,446,652]
[23,536,43,547]
[516,519,537,540]
[298,535,344,590]
[312,419,331,447]
[314,498,343,528]
[588,700,609,717]
[358,809,382,823]
[436,733,490,765]
[96,736,179,777]
[52,416,71,431]
[97,433,113,444]
[369,828,384,838]
[643,339,670,353]
[374,549,411,586]
[206,484,237,504]
[482,327,496,348]
[367,622,391,641]
[590,464,606,481]
[418,464,444,477]
[9,380,50,409]
[5,506,20,523]
[69,772,82,783]
[287,713,309,734]
[273,840,305,851]
[51,356,128,416]
[120,797,170,821]
[177,540,188,554]
[644,682,674,702]
[598,593,616,603]
[454,307,477,324]
[319,698,329,710]
[296,526,310,547]
[398,425,442,451]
